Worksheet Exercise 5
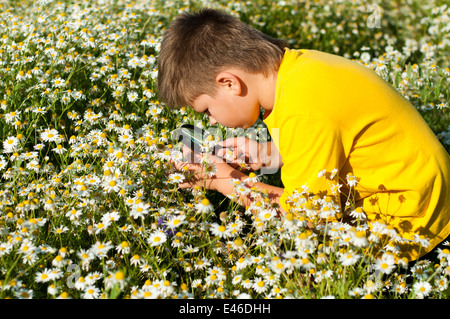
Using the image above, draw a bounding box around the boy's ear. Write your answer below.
[215,71,242,96]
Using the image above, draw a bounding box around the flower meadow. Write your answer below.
[0,0,449,300]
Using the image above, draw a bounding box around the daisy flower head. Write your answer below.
[203,161,217,177]
[318,204,338,220]
[299,257,315,271]
[35,269,53,283]
[209,222,231,239]
[222,148,237,162]
[228,220,245,237]
[339,250,361,266]
[373,253,396,275]
[53,225,68,235]
[109,147,127,163]
[77,249,94,268]
[15,289,34,299]
[234,183,251,196]
[350,229,369,248]
[413,234,430,249]
[232,274,243,285]
[349,206,366,220]
[130,201,151,219]
[4,110,21,124]
[435,277,448,292]
[116,241,131,255]
[127,91,139,102]
[258,208,277,222]
[102,210,121,224]
[165,214,186,229]
[93,220,110,234]
[102,176,123,193]
[436,247,450,263]
[148,230,167,247]
[413,281,432,299]
[91,241,113,259]
[270,258,288,274]
[52,144,67,154]
[40,128,61,143]
[245,172,259,183]
[105,270,127,290]
[168,172,185,184]
[3,136,20,153]
[235,256,252,271]
[47,284,58,296]
[83,285,101,299]
[195,197,214,214]
[252,277,269,294]
[130,254,143,266]
[0,155,7,171]
[346,173,359,187]
[182,244,199,254]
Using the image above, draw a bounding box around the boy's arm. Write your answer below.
[209,163,285,214]
[260,140,283,172]
[174,156,286,214]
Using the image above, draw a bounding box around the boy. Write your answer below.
[157,8,450,261]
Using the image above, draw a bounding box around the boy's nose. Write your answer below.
[208,115,218,125]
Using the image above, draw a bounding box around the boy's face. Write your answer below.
[191,71,261,129]
[191,91,260,129]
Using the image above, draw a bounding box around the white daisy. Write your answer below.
[40,128,61,143]
[148,230,167,247]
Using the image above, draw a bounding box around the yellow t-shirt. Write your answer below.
[264,48,450,260]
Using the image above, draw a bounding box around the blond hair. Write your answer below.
[157,8,287,109]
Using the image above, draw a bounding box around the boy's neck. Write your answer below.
[255,70,277,113]
[221,67,277,116]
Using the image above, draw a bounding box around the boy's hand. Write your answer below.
[172,146,236,191]
[172,145,286,215]
[216,137,264,171]
[216,138,282,172]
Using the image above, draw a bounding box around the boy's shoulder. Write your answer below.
[281,48,366,74]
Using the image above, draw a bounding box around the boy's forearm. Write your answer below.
[210,166,285,214]
[261,141,283,170]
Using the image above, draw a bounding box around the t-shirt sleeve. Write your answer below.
[276,114,347,211]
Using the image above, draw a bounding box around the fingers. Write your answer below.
[177,180,198,189]
[217,137,241,148]
[215,146,235,159]
[216,137,246,158]
[177,182,191,189]
[171,158,200,173]
[170,159,213,190]
[181,145,199,163]
[171,159,187,172]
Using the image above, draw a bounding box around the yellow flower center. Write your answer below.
[115,271,125,280]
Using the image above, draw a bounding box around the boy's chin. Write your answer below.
[247,116,260,128]
[222,117,258,129]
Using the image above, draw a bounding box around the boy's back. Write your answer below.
[264,48,450,259]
